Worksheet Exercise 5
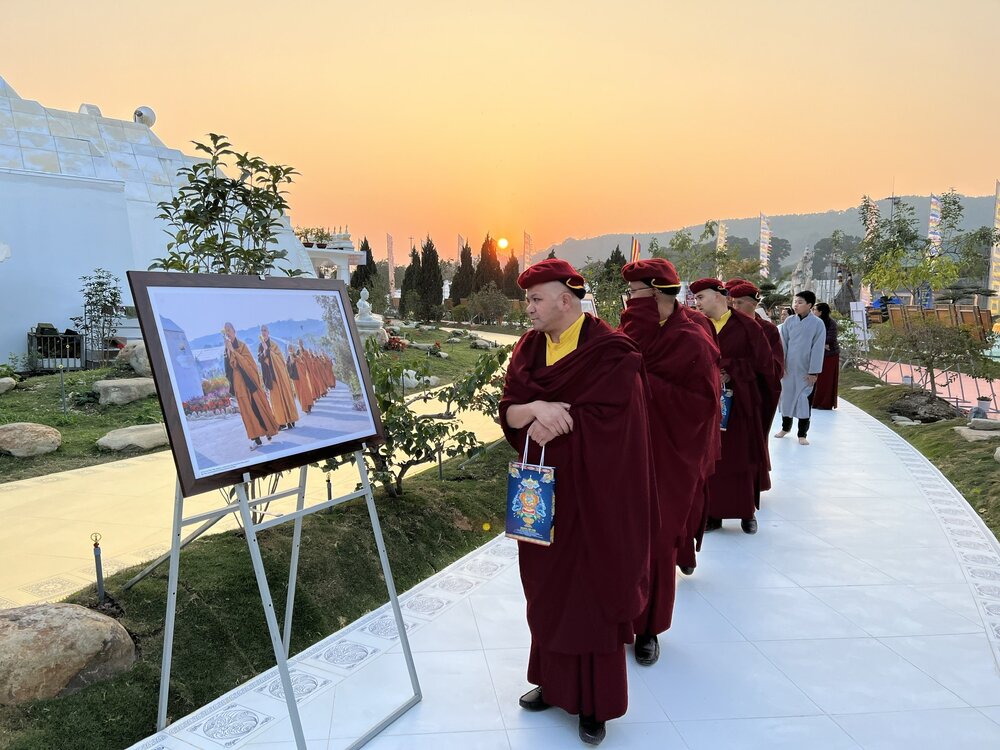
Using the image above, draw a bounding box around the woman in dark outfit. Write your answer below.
[812,302,839,409]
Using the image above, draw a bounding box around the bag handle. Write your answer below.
[521,433,546,467]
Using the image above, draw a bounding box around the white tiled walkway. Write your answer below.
[130,402,1000,750]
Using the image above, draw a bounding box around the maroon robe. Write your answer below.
[755,316,784,496]
[707,309,773,520]
[620,298,720,634]
[500,315,655,721]
[675,303,722,568]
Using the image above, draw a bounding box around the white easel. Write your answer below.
[156,448,421,749]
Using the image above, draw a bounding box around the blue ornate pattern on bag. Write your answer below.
[720,388,733,431]
[506,461,555,545]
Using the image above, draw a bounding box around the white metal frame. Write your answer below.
[156,449,421,749]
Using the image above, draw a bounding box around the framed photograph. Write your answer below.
[581,294,598,318]
[128,271,383,497]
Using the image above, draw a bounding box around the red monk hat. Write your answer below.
[689,277,728,295]
[621,258,681,291]
[727,280,761,301]
[517,258,587,298]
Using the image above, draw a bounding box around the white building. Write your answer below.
[0,74,358,365]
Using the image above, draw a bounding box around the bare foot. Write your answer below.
[798,437,809,445]
[774,430,789,438]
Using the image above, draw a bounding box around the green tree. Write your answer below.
[70,268,124,365]
[606,245,627,271]
[399,248,422,319]
[417,236,444,320]
[151,133,301,276]
[474,234,504,292]
[350,236,377,290]
[467,282,511,324]
[546,247,557,259]
[665,222,718,280]
[501,254,523,299]
[813,232,861,279]
[768,236,791,278]
[450,241,475,303]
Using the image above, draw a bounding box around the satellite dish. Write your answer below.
[134,106,156,127]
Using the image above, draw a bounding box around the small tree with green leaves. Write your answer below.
[501,254,523,300]
[450,242,475,303]
[70,268,124,366]
[417,236,444,320]
[323,339,510,496]
[151,134,302,276]
[467,282,512,324]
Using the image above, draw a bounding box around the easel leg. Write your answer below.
[235,475,308,750]
[355,451,422,700]
[282,465,308,657]
[157,481,184,731]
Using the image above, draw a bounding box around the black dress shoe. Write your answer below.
[741,517,758,534]
[679,566,695,576]
[705,517,722,532]
[518,686,550,711]
[634,633,660,666]
[579,714,607,745]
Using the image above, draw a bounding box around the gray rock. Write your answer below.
[470,339,495,350]
[400,370,441,389]
[437,352,449,359]
[850,386,876,391]
[995,446,1000,464]
[0,423,61,457]
[93,378,157,406]
[888,392,962,423]
[968,418,1000,431]
[0,603,135,705]
[446,337,462,344]
[0,378,16,395]
[409,342,434,351]
[97,424,168,451]
[953,426,1000,442]
[115,342,151,377]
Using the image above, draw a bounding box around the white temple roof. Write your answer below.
[0,74,195,203]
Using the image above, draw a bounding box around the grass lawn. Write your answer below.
[389,327,508,384]
[0,441,515,750]
[0,365,164,484]
[839,368,1000,537]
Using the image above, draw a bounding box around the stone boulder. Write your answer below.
[470,338,495,350]
[409,342,435,352]
[93,378,157,406]
[116,342,151,377]
[0,377,16,395]
[97,424,168,451]
[969,418,1000,431]
[0,603,135,705]
[0,423,61,457]
[953,426,1000,443]
[400,370,441,389]
[888,391,962,423]
[995,447,1000,464]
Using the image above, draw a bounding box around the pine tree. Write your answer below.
[474,234,504,292]
[502,254,523,299]
[547,247,557,259]
[450,241,475,303]
[417,235,444,320]
[605,245,627,275]
[399,247,421,319]
[350,236,377,290]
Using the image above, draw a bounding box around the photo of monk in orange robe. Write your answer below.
[257,324,299,430]
[223,322,279,450]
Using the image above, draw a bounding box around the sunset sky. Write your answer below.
[5,1,998,260]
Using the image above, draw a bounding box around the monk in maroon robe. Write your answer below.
[727,280,784,498]
[691,278,772,533]
[501,258,655,747]
[619,259,720,665]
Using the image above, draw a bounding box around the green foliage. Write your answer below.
[473,234,504,292]
[813,232,862,279]
[501,254,523,300]
[151,134,302,276]
[858,190,998,299]
[466,282,512,324]
[870,319,998,396]
[451,304,469,322]
[293,226,334,243]
[580,247,629,326]
[323,338,509,496]
[450,242,475,304]
[69,268,124,366]
[399,247,422,318]
[417,236,444,320]
[350,238,388,313]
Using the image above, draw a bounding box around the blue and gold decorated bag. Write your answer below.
[506,437,556,546]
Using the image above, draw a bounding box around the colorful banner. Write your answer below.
[928,194,942,256]
[990,181,1000,316]
[630,236,641,263]
[386,234,396,297]
[759,213,771,278]
[523,231,532,269]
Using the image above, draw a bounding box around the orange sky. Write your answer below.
[5,1,999,261]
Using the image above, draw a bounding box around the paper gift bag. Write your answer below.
[506,437,556,546]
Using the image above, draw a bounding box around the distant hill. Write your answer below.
[189,318,326,353]
[536,194,997,271]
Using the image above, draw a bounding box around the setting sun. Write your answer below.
[498,238,509,251]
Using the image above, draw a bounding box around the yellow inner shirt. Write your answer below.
[545,313,585,365]
[711,309,732,334]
